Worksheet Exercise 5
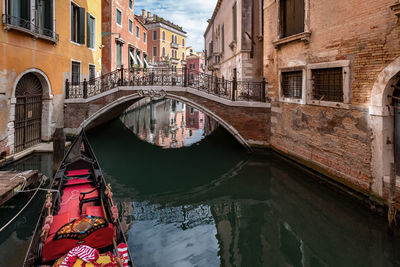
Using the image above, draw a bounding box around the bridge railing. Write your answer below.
[65,67,267,102]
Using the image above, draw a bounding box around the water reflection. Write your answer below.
[85,119,400,267]
[120,99,219,148]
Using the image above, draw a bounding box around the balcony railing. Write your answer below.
[65,67,267,103]
[2,14,59,43]
[171,42,179,49]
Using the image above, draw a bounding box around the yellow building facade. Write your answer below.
[137,11,186,68]
[0,0,101,156]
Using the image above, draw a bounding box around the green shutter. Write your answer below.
[78,7,85,44]
[87,13,91,48]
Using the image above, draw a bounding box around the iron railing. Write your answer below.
[2,14,59,43]
[65,67,267,102]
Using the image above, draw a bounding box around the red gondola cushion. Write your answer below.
[66,169,91,177]
[84,206,105,217]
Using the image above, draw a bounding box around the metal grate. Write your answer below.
[282,71,302,98]
[14,74,42,153]
[312,67,343,102]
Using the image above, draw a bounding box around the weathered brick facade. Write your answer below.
[264,0,400,197]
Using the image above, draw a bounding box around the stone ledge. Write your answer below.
[272,31,311,48]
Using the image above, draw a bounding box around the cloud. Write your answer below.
[134,0,218,52]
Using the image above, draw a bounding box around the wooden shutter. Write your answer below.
[79,7,85,44]
[281,0,304,37]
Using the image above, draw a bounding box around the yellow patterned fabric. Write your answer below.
[53,251,122,267]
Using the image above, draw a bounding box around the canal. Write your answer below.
[1,98,400,266]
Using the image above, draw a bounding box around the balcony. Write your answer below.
[2,14,59,44]
[171,42,179,49]
[170,58,180,64]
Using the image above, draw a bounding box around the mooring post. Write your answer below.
[53,128,65,174]
[388,163,397,231]
[232,77,237,101]
[262,78,266,102]
[65,79,69,99]
[83,79,88,99]
[120,65,124,86]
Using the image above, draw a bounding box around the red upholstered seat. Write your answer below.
[64,178,91,186]
[84,206,105,217]
[49,213,71,236]
[66,169,91,177]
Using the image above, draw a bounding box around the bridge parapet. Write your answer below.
[65,67,267,103]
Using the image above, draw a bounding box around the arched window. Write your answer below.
[162,47,166,57]
[162,31,166,41]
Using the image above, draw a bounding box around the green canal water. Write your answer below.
[1,99,400,266]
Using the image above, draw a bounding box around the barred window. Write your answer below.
[312,68,343,102]
[282,71,302,98]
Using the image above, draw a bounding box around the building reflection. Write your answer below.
[121,99,218,148]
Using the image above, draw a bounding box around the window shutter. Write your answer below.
[87,13,91,47]
[44,0,53,31]
[79,7,85,44]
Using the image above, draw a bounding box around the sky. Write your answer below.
[134,0,218,52]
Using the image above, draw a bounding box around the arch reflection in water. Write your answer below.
[120,99,219,148]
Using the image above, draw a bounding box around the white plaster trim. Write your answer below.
[370,56,400,107]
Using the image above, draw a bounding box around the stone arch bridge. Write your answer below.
[64,67,270,150]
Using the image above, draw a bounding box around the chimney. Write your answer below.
[147,11,151,18]
[142,9,146,17]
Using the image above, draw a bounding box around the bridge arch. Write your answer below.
[79,92,251,151]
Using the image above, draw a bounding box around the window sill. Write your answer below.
[273,31,311,48]
[70,41,82,46]
[307,99,350,109]
[3,24,58,44]
[280,97,305,105]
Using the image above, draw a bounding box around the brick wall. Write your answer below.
[264,0,400,196]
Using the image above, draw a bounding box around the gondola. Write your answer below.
[24,131,133,267]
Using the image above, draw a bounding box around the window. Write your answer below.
[6,0,55,37]
[116,9,122,26]
[200,63,204,69]
[71,3,85,44]
[162,31,166,41]
[222,25,225,53]
[153,30,157,40]
[182,38,185,47]
[143,32,147,43]
[129,20,133,33]
[129,0,133,9]
[190,107,194,114]
[311,68,343,102]
[136,26,140,38]
[182,53,185,61]
[282,71,302,99]
[71,61,81,85]
[232,2,237,41]
[89,64,96,85]
[171,34,175,43]
[153,46,157,57]
[162,47,166,57]
[116,42,122,68]
[189,63,195,69]
[87,14,95,49]
[280,0,304,38]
